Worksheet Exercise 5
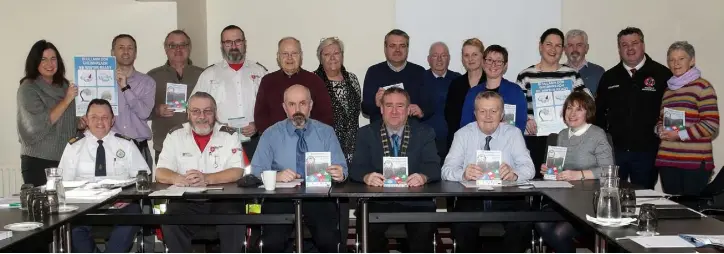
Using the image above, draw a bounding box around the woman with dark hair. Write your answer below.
[535,90,613,253]
[17,40,78,186]
[314,37,361,164]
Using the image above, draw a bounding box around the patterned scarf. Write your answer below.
[313,65,361,118]
[380,123,410,157]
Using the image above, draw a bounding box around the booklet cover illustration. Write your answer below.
[544,146,568,180]
[663,107,686,131]
[503,104,516,125]
[476,150,502,186]
[383,157,409,187]
[305,152,331,187]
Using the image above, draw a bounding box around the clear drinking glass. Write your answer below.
[45,167,65,207]
[136,170,151,193]
[19,184,34,211]
[599,165,619,179]
[620,187,637,217]
[637,204,659,236]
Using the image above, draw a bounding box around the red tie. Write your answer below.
[630,68,637,76]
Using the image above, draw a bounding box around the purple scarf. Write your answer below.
[667,66,701,90]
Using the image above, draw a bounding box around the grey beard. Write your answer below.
[292,113,306,127]
[222,48,244,62]
[192,121,214,135]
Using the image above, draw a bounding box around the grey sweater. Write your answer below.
[17,78,76,161]
[557,125,614,179]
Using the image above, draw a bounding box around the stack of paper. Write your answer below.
[259,179,303,189]
[0,231,12,241]
[62,180,88,188]
[679,234,724,247]
[636,198,678,206]
[635,189,670,197]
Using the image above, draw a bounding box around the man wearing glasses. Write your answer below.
[156,91,249,253]
[192,25,268,161]
[148,29,205,164]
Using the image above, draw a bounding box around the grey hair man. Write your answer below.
[565,29,605,95]
[424,41,461,160]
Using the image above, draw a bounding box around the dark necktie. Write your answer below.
[295,129,308,177]
[484,136,492,151]
[95,140,106,176]
[630,68,637,76]
[391,134,400,157]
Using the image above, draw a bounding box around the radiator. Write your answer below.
[0,168,23,197]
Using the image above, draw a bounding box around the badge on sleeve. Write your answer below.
[116,149,125,158]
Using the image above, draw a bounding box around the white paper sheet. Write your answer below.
[636,198,679,206]
[148,189,185,197]
[166,186,208,193]
[531,181,574,188]
[635,189,670,197]
[628,235,695,248]
[63,180,88,188]
[259,179,304,189]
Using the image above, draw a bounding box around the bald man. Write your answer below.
[254,37,334,134]
[423,41,461,160]
[251,85,347,252]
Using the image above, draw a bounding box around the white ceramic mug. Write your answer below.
[261,170,277,191]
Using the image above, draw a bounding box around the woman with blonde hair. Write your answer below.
[445,38,486,147]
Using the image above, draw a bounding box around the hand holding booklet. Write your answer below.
[383,157,408,187]
[475,150,502,186]
[305,152,332,187]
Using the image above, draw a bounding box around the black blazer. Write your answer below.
[349,118,441,183]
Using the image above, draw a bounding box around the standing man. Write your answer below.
[252,85,346,253]
[595,27,672,189]
[253,37,334,134]
[362,29,430,122]
[423,42,461,160]
[111,34,156,170]
[156,92,249,253]
[565,29,605,95]
[149,30,204,163]
[192,25,268,161]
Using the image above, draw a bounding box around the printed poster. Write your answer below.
[531,78,573,136]
[74,56,118,116]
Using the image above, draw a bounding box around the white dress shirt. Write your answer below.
[156,123,245,177]
[59,130,149,181]
[624,56,646,77]
[192,60,268,142]
[442,122,535,182]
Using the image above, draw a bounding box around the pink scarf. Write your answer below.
[667,66,701,90]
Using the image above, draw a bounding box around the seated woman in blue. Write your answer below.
[535,91,614,253]
[459,45,527,133]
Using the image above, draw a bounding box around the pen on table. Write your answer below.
[0,203,21,208]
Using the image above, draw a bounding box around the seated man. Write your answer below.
[59,99,149,253]
[251,84,347,253]
[349,87,441,253]
[442,91,535,253]
[156,92,248,253]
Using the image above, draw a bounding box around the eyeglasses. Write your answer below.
[167,43,189,50]
[279,52,301,59]
[484,58,506,66]
[430,54,450,59]
[189,109,214,116]
[222,39,245,47]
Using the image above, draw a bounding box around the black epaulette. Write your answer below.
[114,133,132,141]
[68,133,85,144]
[168,124,184,134]
[203,64,214,71]
[256,62,268,72]
[220,126,237,135]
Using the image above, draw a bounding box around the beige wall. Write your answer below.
[562,0,724,182]
[1,0,722,181]
[0,0,177,169]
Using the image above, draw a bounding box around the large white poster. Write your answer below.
[395,0,562,81]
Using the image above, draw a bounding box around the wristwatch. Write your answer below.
[121,85,131,92]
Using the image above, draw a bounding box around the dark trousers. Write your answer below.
[534,204,578,253]
[20,155,59,187]
[358,200,437,253]
[452,197,532,253]
[616,151,658,189]
[525,136,547,178]
[242,134,260,161]
[72,203,141,253]
[659,163,712,196]
[162,200,246,253]
[261,199,340,253]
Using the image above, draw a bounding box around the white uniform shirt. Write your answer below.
[192,60,268,142]
[59,130,149,181]
[156,123,245,176]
